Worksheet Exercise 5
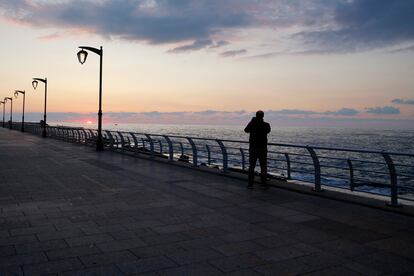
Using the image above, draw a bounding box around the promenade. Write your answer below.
[1,128,414,275]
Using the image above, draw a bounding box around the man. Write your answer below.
[244,110,271,188]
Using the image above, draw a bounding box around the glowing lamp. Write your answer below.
[77,49,88,64]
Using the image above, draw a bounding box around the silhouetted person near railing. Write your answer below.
[244,110,271,188]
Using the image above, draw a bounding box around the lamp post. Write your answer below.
[32,77,47,137]
[0,101,5,128]
[4,97,12,129]
[77,46,104,151]
[14,90,26,132]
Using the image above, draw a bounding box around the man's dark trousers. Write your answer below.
[248,146,267,186]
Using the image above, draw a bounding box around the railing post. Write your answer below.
[240,148,245,171]
[179,142,184,156]
[307,146,322,192]
[69,129,74,142]
[382,153,401,207]
[206,145,211,165]
[158,140,163,154]
[59,128,64,140]
[216,139,228,172]
[76,129,81,142]
[284,153,291,179]
[88,130,94,145]
[130,133,139,153]
[117,131,125,151]
[113,134,119,149]
[72,129,77,142]
[76,129,82,143]
[187,137,198,167]
[81,129,87,144]
[163,135,174,161]
[145,134,154,157]
[105,130,114,149]
[126,136,131,149]
[71,129,77,142]
[347,159,354,191]
[64,128,69,141]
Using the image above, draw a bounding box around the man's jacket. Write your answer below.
[244,118,271,148]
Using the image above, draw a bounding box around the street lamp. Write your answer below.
[77,46,104,151]
[14,90,26,132]
[0,101,5,128]
[32,77,48,137]
[4,97,12,129]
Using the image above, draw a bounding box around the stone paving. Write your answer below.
[1,128,414,275]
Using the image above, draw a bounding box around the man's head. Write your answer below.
[256,110,264,120]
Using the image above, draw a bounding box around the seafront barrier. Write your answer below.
[6,122,414,207]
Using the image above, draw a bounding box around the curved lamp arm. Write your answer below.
[79,46,102,56]
[14,90,25,98]
[33,78,47,83]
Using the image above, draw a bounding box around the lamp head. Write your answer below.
[14,91,19,98]
[77,48,88,64]
[32,80,38,90]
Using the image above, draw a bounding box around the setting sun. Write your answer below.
[86,120,92,124]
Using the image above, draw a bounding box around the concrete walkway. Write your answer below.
[1,128,414,275]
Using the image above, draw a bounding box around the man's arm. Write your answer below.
[266,123,271,134]
[244,117,255,133]
[244,122,251,133]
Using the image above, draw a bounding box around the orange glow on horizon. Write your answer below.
[86,120,92,124]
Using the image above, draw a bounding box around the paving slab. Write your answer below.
[1,128,414,275]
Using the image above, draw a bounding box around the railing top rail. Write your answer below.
[49,126,414,157]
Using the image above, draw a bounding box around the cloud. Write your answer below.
[167,39,213,53]
[209,40,229,48]
[17,110,412,128]
[324,108,359,116]
[392,98,414,105]
[0,0,251,44]
[3,1,414,55]
[220,49,247,57]
[387,44,414,54]
[194,110,219,116]
[265,108,360,117]
[294,0,414,53]
[266,109,317,116]
[167,39,229,53]
[366,106,400,115]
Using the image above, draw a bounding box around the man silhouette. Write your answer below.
[244,110,271,188]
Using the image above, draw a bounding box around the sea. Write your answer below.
[58,122,414,153]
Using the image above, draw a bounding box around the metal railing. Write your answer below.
[7,122,414,206]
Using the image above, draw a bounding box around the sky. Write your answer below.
[0,0,413,127]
